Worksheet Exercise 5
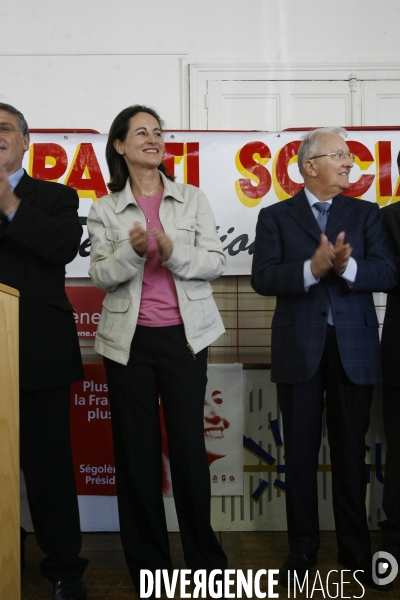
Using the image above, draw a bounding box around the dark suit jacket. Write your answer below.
[381,202,400,388]
[0,172,84,391]
[251,188,396,385]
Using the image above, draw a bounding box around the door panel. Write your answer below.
[207,80,356,130]
[363,81,400,125]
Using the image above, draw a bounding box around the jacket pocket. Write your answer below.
[183,281,214,331]
[174,217,196,246]
[98,295,131,344]
[271,312,293,328]
[364,310,379,327]
[105,227,131,249]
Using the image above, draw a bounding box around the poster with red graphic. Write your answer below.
[204,364,243,495]
[70,364,243,496]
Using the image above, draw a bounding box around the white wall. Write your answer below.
[1,0,399,131]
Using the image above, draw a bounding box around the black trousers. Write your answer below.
[277,326,373,558]
[20,385,88,582]
[104,325,227,592]
[380,384,400,541]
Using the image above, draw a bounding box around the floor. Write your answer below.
[21,531,399,599]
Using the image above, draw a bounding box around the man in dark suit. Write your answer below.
[252,127,396,591]
[379,150,400,563]
[0,103,88,600]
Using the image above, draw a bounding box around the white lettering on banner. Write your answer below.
[74,312,101,325]
[88,408,111,422]
[83,380,108,392]
[79,464,116,476]
[85,476,115,485]
[73,379,110,422]
[79,464,116,486]
[24,131,400,277]
[88,394,108,405]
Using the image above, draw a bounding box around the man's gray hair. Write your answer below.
[0,102,29,137]
[298,127,348,177]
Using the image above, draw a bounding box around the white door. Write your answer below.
[363,80,400,125]
[206,80,359,130]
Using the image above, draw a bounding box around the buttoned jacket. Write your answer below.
[251,188,396,385]
[87,172,226,365]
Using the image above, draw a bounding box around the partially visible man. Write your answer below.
[0,103,88,600]
[252,127,396,591]
[379,150,400,563]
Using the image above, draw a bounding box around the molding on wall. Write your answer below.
[0,52,188,56]
[185,59,400,73]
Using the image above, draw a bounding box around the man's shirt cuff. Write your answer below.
[340,256,357,283]
[303,257,357,291]
[304,259,319,291]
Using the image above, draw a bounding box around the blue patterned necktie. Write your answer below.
[313,201,334,324]
[313,202,330,233]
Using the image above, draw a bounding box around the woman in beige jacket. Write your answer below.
[87,105,227,595]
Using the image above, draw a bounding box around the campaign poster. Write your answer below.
[70,363,243,496]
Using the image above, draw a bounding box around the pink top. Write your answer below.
[135,191,183,327]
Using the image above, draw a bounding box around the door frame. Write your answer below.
[182,60,400,129]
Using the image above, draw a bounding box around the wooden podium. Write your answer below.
[0,283,20,600]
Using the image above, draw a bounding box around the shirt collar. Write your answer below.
[8,167,24,191]
[304,187,332,208]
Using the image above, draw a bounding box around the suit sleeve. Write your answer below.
[87,199,146,292]
[5,183,82,265]
[351,202,397,293]
[251,206,308,297]
[381,204,400,292]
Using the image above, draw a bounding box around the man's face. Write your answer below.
[0,109,29,175]
[308,133,353,198]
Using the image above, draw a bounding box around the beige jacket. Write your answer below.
[87,172,226,365]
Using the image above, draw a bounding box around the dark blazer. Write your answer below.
[251,188,396,385]
[381,202,400,388]
[0,172,84,391]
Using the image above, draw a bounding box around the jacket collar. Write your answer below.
[161,171,185,203]
[115,170,185,214]
[285,187,355,243]
[286,188,321,242]
[326,193,353,240]
[13,170,35,198]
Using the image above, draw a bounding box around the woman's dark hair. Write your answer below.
[106,105,174,192]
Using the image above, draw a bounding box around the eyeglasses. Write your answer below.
[0,123,22,134]
[309,151,356,162]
